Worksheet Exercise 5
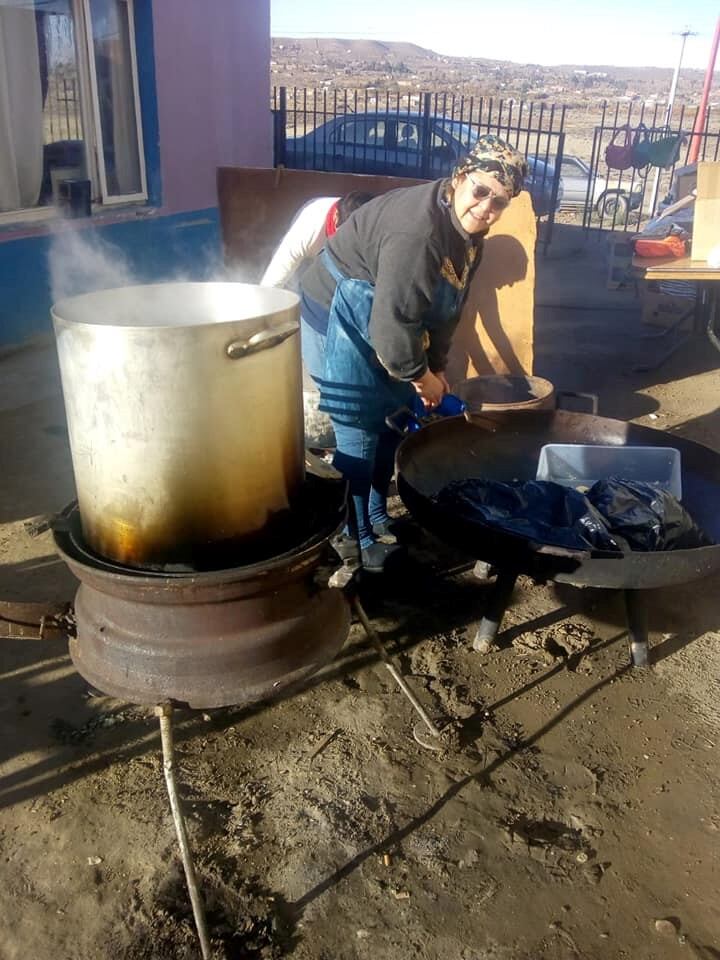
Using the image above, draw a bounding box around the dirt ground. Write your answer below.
[1,225,720,960]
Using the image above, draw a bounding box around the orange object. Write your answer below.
[634,235,687,259]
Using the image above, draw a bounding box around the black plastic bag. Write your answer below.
[433,479,624,553]
[587,478,712,551]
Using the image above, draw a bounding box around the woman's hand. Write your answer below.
[411,369,447,409]
[435,370,450,394]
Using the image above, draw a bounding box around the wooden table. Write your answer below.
[633,255,720,283]
[631,255,720,369]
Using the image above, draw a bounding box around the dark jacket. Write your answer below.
[301,179,483,381]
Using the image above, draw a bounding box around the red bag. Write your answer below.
[605,125,636,171]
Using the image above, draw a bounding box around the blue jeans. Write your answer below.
[300,316,327,382]
[300,280,402,549]
[300,319,398,548]
[332,421,399,549]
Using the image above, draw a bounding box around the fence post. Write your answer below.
[420,92,432,179]
[584,125,602,232]
[273,86,287,168]
[543,130,564,255]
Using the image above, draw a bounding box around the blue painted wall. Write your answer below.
[0,210,221,347]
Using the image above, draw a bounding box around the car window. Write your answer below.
[438,120,475,148]
[561,158,585,178]
[560,157,587,177]
[332,119,386,147]
[395,121,420,151]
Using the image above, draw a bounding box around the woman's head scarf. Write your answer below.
[453,134,528,198]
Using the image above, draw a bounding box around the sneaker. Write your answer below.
[372,516,424,544]
[331,533,360,563]
[371,519,398,544]
[360,540,404,573]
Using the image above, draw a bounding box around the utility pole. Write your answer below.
[649,28,696,216]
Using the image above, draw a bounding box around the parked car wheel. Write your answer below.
[597,191,628,220]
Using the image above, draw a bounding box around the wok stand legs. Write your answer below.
[472,571,518,653]
[624,590,649,668]
[155,704,212,960]
[468,574,649,666]
[353,597,444,740]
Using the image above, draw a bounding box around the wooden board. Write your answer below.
[691,162,720,262]
[217,167,426,279]
[447,192,536,380]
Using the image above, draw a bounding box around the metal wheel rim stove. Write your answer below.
[53,475,351,709]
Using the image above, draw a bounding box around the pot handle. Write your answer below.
[529,541,625,562]
[555,391,599,415]
[226,320,298,359]
[462,410,502,427]
[527,540,591,561]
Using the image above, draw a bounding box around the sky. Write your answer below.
[271,0,720,72]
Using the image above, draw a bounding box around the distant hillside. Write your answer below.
[273,37,508,70]
[272,37,712,89]
[273,37,441,62]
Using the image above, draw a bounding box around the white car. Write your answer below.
[559,155,642,219]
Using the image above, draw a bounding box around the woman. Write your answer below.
[260,191,373,290]
[300,134,528,573]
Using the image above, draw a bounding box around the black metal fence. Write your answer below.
[272,88,720,242]
[584,101,720,234]
[272,86,566,250]
[44,73,83,142]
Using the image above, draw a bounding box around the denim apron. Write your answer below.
[318,249,469,431]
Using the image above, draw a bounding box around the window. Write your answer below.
[395,121,419,152]
[429,129,457,170]
[332,119,386,147]
[0,0,146,219]
[438,120,475,150]
[561,158,586,177]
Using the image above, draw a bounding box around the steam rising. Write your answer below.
[49,226,134,304]
[47,221,259,315]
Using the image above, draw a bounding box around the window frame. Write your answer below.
[82,0,147,205]
[74,0,101,197]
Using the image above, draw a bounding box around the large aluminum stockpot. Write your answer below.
[52,282,304,567]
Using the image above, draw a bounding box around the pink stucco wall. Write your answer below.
[152,0,272,213]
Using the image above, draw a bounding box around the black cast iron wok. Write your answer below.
[395,410,720,590]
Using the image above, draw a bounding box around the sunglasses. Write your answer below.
[466,172,510,211]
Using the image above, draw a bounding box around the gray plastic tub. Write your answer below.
[536,444,682,500]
